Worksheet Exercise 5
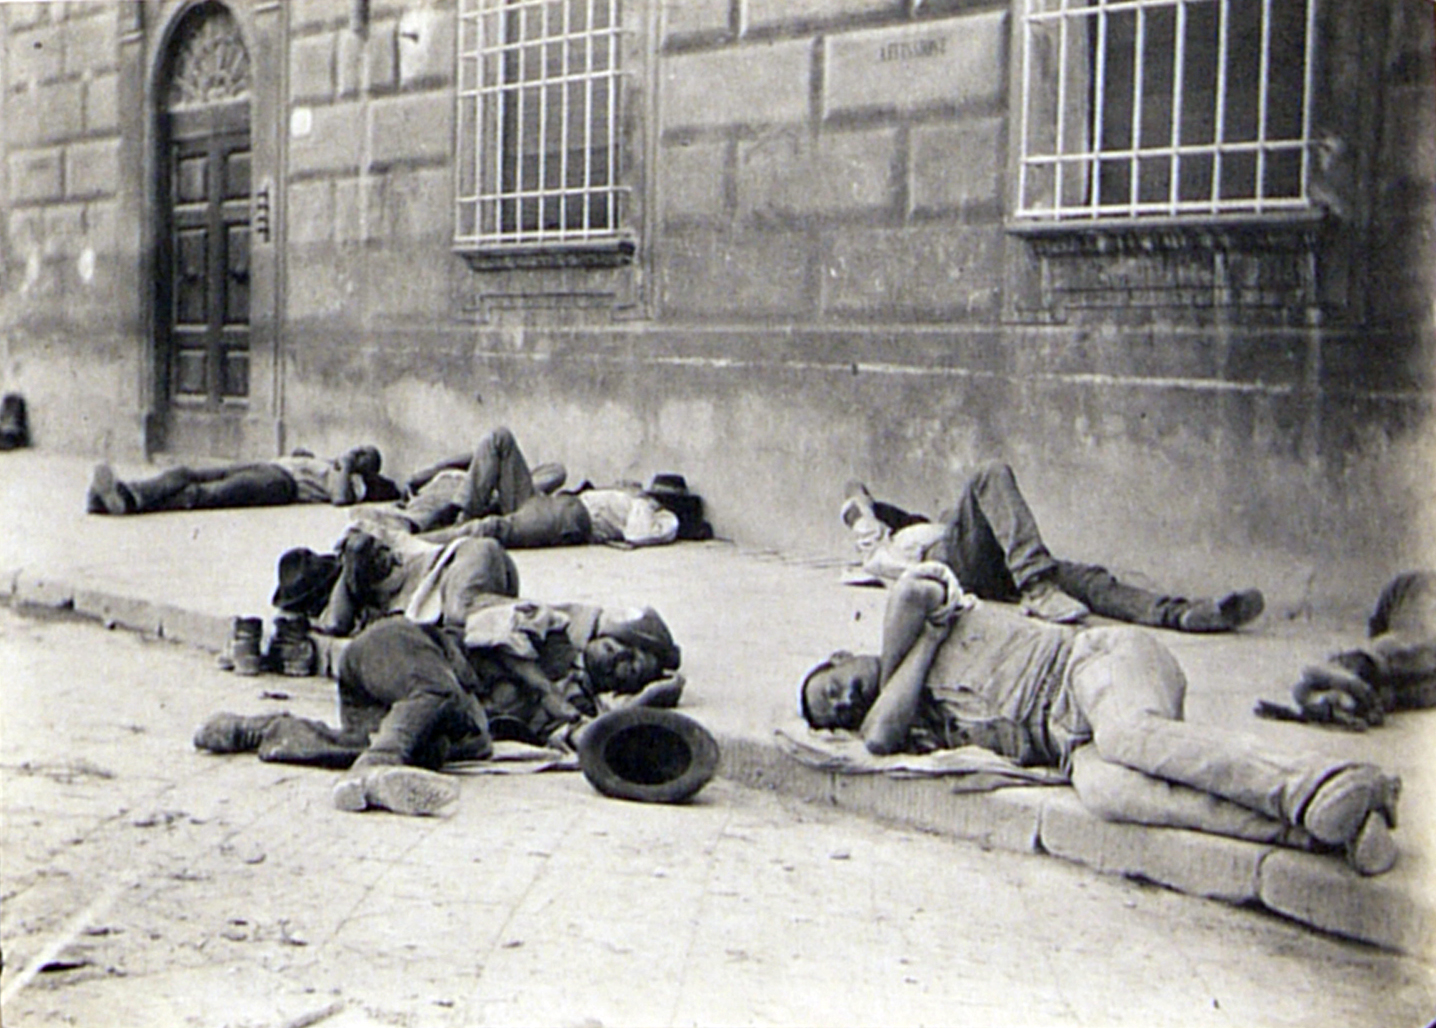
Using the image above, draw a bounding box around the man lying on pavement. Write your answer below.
[195,546,683,816]
[840,462,1264,633]
[799,562,1402,876]
[1257,569,1436,729]
[360,425,681,549]
[86,445,400,514]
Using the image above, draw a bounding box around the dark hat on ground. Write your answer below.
[578,707,720,804]
[271,547,341,615]
[647,473,689,496]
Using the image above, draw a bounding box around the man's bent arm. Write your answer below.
[862,572,954,754]
[315,572,357,636]
[407,453,473,494]
[331,450,360,506]
[862,624,946,754]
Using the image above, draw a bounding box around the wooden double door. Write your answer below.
[157,100,252,421]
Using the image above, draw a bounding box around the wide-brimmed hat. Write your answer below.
[600,606,681,671]
[271,547,341,615]
[578,707,720,804]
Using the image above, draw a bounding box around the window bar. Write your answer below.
[1169,0,1186,214]
[494,8,507,236]
[1128,1,1145,214]
[537,0,549,237]
[454,1,470,241]
[606,0,618,236]
[583,0,594,235]
[1299,0,1316,203]
[559,0,570,235]
[1016,0,1034,213]
[1211,0,1229,210]
[1054,0,1069,212]
[1091,0,1108,217]
[519,11,530,238]
[1255,0,1272,210]
[469,2,479,238]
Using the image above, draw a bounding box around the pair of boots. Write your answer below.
[216,615,316,676]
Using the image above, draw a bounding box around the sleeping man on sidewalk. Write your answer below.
[85,446,400,514]
[840,461,1265,633]
[799,562,1403,876]
[361,425,683,549]
[1257,569,1436,729]
[195,536,685,816]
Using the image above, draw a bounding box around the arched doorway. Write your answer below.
[154,2,252,446]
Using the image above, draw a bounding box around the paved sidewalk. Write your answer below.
[2,449,1432,956]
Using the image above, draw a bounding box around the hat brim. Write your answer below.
[271,550,341,612]
[577,707,719,804]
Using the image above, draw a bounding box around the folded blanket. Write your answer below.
[446,740,579,775]
[775,723,1067,792]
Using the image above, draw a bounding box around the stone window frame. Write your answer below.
[1007,0,1329,233]
[452,0,644,271]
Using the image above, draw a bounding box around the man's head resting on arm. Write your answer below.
[345,445,384,478]
[586,606,682,695]
[799,651,882,731]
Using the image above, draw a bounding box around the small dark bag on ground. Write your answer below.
[1,393,30,450]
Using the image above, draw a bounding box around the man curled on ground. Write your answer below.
[194,537,685,816]
[800,562,1402,876]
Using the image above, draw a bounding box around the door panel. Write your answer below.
[161,103,251,412]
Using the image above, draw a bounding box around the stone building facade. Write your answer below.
[1,0,1433,612]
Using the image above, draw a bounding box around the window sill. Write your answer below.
[455,237,636,272]
[1006,208,1330,255]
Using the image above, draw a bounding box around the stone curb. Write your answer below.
[721,731,1434,957]
[4,571,1430,957]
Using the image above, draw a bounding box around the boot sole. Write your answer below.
[362,767,458,816]
[88,464,128,515]
[1220,589,1266,629]
[1346,812,1398,876]
[1304,766,1400,845]
[332,776,367,812]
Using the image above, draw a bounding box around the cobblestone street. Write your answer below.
[3,608,1434,1027]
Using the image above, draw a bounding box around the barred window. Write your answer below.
[455,0,628,255]
[1014,0,1319,223]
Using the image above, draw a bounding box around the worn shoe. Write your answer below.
[193,713,281,753]
[1302,765,1401,846]
[267,615,317,677]
[1346,811,1398,876]
[366,766,459,815]
[86,463,131,515]
[332,775,368,812]
[228,617,265,676]
[333,766,459,816]
[1178,589,1265,632]
[1020,578,1089,624]
[839,481,878,529]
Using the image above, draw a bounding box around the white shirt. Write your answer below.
[273,454,366,504]
[577,489,679,547]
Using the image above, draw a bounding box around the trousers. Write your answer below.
[1059,627,1349,842]
[125,463,297,512]
[257,618,492,772]
[936,461,1193,629]
[404,427,566,533]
